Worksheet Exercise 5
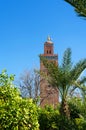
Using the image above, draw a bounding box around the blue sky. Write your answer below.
[0,0,86,78]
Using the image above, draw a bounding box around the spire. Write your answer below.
[47,36,51,41]
[47,36,53,44]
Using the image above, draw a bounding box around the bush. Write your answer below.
[38,105,85,130]
[38,105,59,130]
[0,70,39,130]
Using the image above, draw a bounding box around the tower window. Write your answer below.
[49,50,51,54]
[47,50,48,54]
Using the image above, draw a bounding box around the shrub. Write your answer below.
[0,70,39,130]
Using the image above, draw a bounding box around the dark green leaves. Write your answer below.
[65,0,86,17]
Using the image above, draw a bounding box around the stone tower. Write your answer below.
[40,36,59,107]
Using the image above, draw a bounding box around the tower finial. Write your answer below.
[47,36,51,41]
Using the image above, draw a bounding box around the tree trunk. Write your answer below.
[60,99,70,118]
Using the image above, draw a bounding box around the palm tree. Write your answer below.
[40,48,86,118]
[65,0,86,17]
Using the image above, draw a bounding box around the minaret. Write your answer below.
[40,36,59,107]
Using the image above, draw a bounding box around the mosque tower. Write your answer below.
[40,36,59,107]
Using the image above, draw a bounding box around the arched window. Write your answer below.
[49,50,51,54]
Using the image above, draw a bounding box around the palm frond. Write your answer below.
[62,48,72,71]
[71,59,86,81]
[65,0,86,17]
[78,77,86,84]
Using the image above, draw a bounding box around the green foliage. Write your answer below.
[38,105,60,130]
[0,70,39,130]
[40,48,86,118]
[65,0,86,17]
[38,105,81,130]
[69,101,81,119]
[75,117,86,130]
[68,97,86,130]
[68,96,86,119]
[1,68,86,130]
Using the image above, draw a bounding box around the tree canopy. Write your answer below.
[0,70,39,130]
[40,48,86,118]
[65,0,86,17]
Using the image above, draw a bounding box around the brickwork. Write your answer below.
[40,37,59,107]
